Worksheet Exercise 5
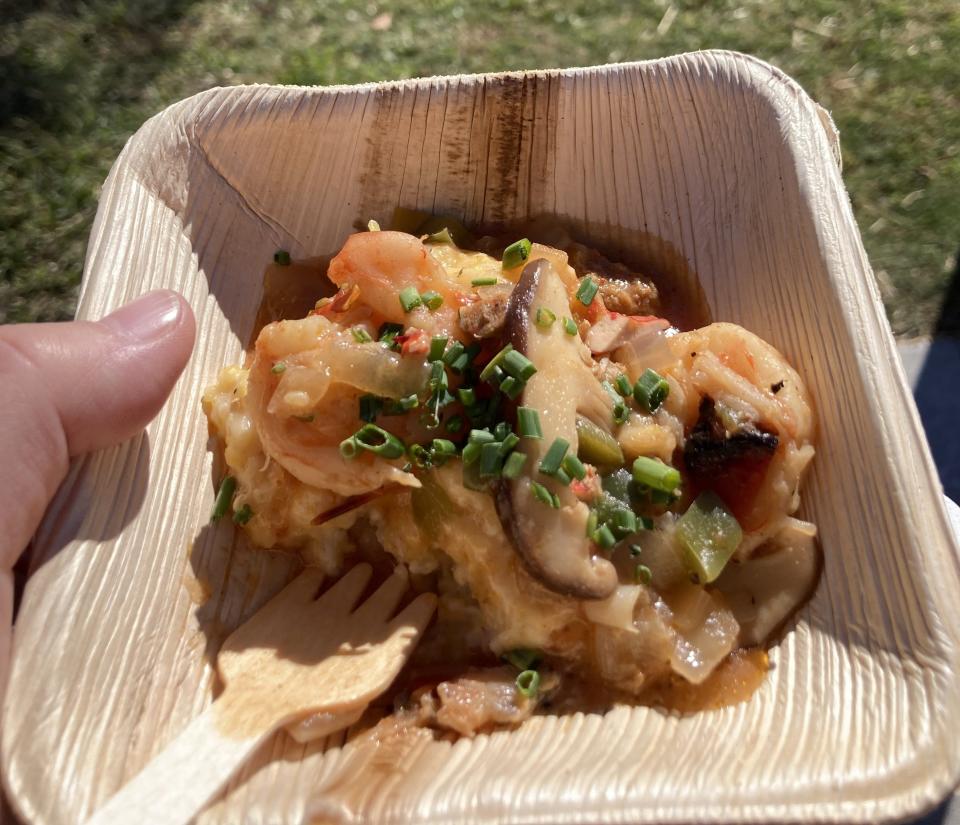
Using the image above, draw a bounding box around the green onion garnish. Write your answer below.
[499,432,520,455]
[451,342,480,374]
[428,360,448,390]
[457,387,477,407]
[349,423,406,459]
[429,336,448,361]
[445,414,464,433]
[633,368,670,413]
[378,322,404,348]
[515,669,540,698]
[480,442,504,478]
[502,238,532,270]
[602,381,630,425]
[424,227,455,245]
[493,421,511,441]
[615,373,632,396]
[479,344,514,383]
[431,438,457,457]
[461,441,482,464]
[469,428,495,444]
[539,437,570,476]
[610,508,638,537]
[502,451,527,479]
[339,437,359,458]
[442,340,465,367]
[499,375,525,400]
[359,394,382,422]
[233,504,253,525]
[271,362,287,374]
[635,564,652,584]
[472,276,498,287]
[421,290,444,310]
[517,407,543,439]
[399,286,422,312]
[576,276,599,306]
[631,456,681,493]
[553,467,572,486]
[530,481,560,508]
[351,326,373,343]
[502,349,537,381]
[630,544,643,557]
[563,317,578,336]
[586,510,599,537]
[210,476,237,522]
[593,523,616,549]
[503,649,540,670]
[535,307,556,327]
[562,453,587,481]
[273,250,291,265]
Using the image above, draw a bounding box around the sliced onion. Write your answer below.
[613,324,677,377]
[668,587,739,685]
[583,584,642,632]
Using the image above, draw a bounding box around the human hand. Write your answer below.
[0,290,196,692]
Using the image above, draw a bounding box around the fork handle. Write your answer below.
[83,691,273,825]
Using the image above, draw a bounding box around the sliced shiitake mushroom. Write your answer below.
[494,259,618,600]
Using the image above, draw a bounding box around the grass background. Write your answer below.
[2,0,957,336]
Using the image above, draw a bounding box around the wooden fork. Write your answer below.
[84,564,436,825]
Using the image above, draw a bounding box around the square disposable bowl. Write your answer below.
[5,51,960,824]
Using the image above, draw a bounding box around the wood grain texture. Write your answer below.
[4,51,960,824]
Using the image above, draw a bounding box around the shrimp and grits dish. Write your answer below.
[202,212,820,738]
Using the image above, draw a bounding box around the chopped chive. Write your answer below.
[351,423,406,459]
[502,238,532,270]
[450,351,470,373]
[531,480,558,508]
[457,387,477,407]
[632,456,681,493]
[503,451,527,479]
[553,467,571,486]
[350,326,373,343]
[399,394,419,410]
[610,508,638,537]
[593,523,617,550]
[378,322,404,348]
[563,317,578,336]
[480,442,504,478]
[603,381,630,425]
[575,276,599,306]
[461,441,482,464]
[445,414,464,433]
[271,362,287,374]
[408,443,431,468]
[535,307,556,327]
[469,428,496,445]
[273,249,291,265]
[517,407,543,439]
[210,476,237,522]
[428,360,448,389]
[399,286,422,312]
[630,544,643,557]
[615,373,633,396]
[498,432,520,456]
[425,227,455,245]
[431,438,457,457]
[359,394,382,422]
[562,453,587,481]
[442,340,465,367]
[493,421,511,441]
[421,290,444,310]
[502,349,537,381]
[472,276,499,287]
[233,504,253,525]
[586,510,599,537]
[339,437,359,458]
[429,336,448,361]
[486,365,505,387]
[515,669,540,698]
[479,344,514,382]
[503,648,540,671]
[635,564,652,585]
[539,437,570,476]
[499,375,525,400]
[633,368,670,413]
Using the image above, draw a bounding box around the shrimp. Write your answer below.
[660,323,815,538]
[326,231,466,337]
[246,313,428,497]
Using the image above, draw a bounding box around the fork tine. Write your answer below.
[312,563,372,615]
[387,592,437,637]
[350,568,408,624]
[280,566,326,602]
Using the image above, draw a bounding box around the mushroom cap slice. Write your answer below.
[495,259,618,600]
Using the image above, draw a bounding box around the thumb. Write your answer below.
[0,290,196,565]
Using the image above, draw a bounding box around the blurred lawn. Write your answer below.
[2,0,958,335]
